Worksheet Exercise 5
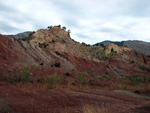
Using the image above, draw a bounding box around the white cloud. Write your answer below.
[0,0,150,44]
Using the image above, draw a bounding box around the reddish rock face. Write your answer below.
[0,26,150,77]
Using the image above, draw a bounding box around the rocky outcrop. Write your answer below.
[96,40,150,55]
[0,26,150,77]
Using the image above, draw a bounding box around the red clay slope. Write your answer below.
[0,26,150,76]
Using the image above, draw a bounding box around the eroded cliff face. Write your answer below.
[0,26,150,77]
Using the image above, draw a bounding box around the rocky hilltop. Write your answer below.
[0,26,150,77]
[96,40,150,55]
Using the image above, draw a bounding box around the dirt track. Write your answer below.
[0,83,149,113]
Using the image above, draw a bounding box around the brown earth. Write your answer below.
[0,82,149,113]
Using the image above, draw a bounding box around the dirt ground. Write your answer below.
[0,83,149,113]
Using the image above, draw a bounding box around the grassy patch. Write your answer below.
[77,72,87,87]
[127,75,150,84]
[82,103,111,113]
[18,69,31,83]
[46,73,62,89]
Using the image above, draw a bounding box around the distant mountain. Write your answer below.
[6,31,34,39]
[95,40,150,55]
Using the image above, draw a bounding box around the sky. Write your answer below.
[0,0,150,44]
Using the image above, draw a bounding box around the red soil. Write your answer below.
[0,83,149,113]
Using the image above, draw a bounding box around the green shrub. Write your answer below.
[18,69,31,83]
[143,75,150,83]
[111,48,114,52]
[19,38,26,41]
[92,54,95,57]
[81,42,90,46]
[54,63,61,67]
[90,73,96,77]
[98,74,111,80]
[124,45,128,47]
[47,25,53,30]
[116,43,121,46]
[147,55,150,58]
[65,72,71,77]
[77,72,87,87]
[57,25,61,28]
[71,69,76,71]
[104,55,108,60]
[67,30,71,34]
[51,39,55,43]
[127,75,144,83]
[62,26,66,30]
[62,39,65,43]
[46,73,62,89]
[100,44,105,47]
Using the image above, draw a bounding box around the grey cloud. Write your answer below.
[0,22,19,34]
[99,28,115,33]
[76,33,88,39]
[116,0,150,17]
[0,0,150,43]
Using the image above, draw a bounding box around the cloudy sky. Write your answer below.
[0,0,150,44]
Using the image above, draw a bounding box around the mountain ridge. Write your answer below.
[95,40,150,55]
[6,30,150,56]
[1,26,150,76]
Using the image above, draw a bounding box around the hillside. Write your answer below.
[7,31,150,56]
[95,40,150,55]
[6,31,34,40]
[1,26,150,77]
[0,26,150,113]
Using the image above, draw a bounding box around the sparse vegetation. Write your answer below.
[111,48,114,52]
[54,63,61,67]
[47,25,53,30]
[51,39,55,43]
[71,69,76,71]
[65,72,71,77]
[127,75,150,84]
[82,42,90,46]
[18,69,31,83]
[62,26,66,30]
[19,38,26,41]
[124,45,128,47]
[46,73,62,89]
[40,62,44,65]
[116,43,121,46]
[82,104,111,113]
[62,39,65,43]
[104,55,108,60]
[90,73,96,77]
[147,55,150,58]
[67,30,71,34]
[57,25,61,28]
[77,72,87,87]
[28,31,35,37]
[98,74,111,80]
[95,43,105,47]
[100,43,105,47]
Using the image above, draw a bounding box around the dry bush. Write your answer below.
[82,103,111,113]
[46,73,62,89]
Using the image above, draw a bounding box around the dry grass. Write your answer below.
[82,104,111,113]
